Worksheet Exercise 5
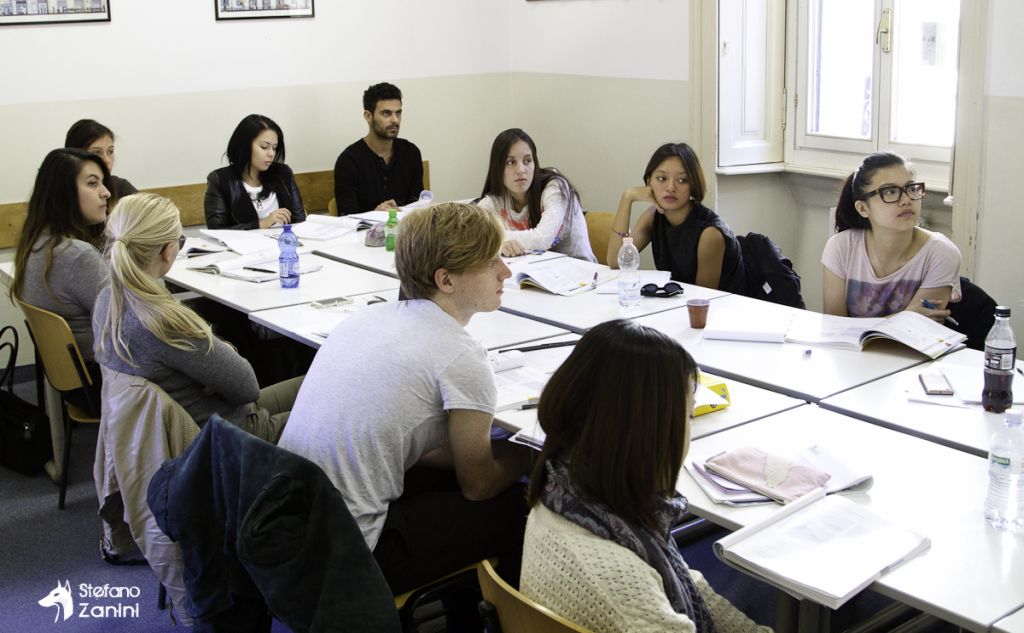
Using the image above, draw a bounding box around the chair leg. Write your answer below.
[58,409,73,510]
[157,583,167,610]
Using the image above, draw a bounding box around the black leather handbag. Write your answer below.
[0,325,52,476]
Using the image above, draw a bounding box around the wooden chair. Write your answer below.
[584,211,615,265]
[394,561,486,632]
[476,559,590,633]
[15,298,100,510]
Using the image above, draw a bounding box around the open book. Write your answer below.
[187,250,323,283]
[200,229,280,256]
[786,311,966,359]
[178,237,228,258]
[685,444,874,506]
[269,215,352,241]
[508,257,611,297]
[714,488,930,609]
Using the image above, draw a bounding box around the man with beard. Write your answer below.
[333,82,425,215]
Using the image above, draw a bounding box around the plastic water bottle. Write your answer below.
[983,306,1015,413]
[278,224,299,288]
[617,237,641,308]
[984,409,1024,533]
[385,209,399,252]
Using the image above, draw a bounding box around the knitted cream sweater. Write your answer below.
[520,505,773,633]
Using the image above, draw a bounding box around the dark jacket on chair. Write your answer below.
[147,415,400,633]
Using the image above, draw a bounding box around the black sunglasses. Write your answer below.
[640,282,683,298]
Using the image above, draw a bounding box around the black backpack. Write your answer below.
[736,232,806,309]
[0,326,53,476]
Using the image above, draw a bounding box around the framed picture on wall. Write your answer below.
[215,0,314,21]
[0,1,111,26]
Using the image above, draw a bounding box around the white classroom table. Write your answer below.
[677,405,1024,633]
[820,348,1021,457]
[995,605,1024,633]
[498,281,728,334]
[0,258,13,282]
[312,226,398,277]
[165,252,399,313]
[491,333,805,440]
[249,288,574,351]
[634,294,929,402]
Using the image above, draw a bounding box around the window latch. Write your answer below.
[875,8,892,53]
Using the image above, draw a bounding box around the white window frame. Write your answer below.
[694,0,987,275]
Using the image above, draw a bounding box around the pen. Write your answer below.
[591,272,598,289]
[920,299,960,327]
[243,267,276,273]
[521,401,539,410]
[499,340,578,354]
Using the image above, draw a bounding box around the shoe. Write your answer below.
[100,542,148,566]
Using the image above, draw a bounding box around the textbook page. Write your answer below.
[509,257,612,296]
[199,229,278,256]
[715,491,930,609]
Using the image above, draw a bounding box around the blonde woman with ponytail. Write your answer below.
[93,193,301,442]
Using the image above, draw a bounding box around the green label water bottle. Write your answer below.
[385,208,398,252]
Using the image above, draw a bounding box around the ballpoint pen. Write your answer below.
[920,299,960,327]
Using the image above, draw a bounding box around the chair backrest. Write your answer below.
[584,212,615,266]
[15,297,92,393]
[422,159,431,192]
[477,559,590,633]
[328,198,338,216]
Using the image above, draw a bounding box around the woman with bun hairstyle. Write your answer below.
[607,142,745,293]
[822,152,960,319]
[204,114,306,230]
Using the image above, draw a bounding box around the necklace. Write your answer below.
[248,187,266,213]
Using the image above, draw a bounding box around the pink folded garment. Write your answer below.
[704,446,830,503]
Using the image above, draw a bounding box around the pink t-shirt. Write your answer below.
[822,229,962,318]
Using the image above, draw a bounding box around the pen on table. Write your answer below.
[591,272,598,289]
[521,401,539,410]
[243,267,277,274]
[499,340,578,354]
[920,299,960,327]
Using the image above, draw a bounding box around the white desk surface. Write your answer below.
[312,229,398,278]
[165,252,399,314]
[634,294,929,402]
[678,405,1024,632]
[0,258,13,283]
[820,348,1018,457]
[995,605,1024,633]
[249,289,573,351]
[498,282,728,334]
[493,332,805,441]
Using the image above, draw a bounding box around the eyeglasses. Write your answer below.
[640,282,683,298]
[861,182,925,204]
[177,235,187,250]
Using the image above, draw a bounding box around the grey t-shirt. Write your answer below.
[92,287,259,426]
[278,299,497,549]
[19,234,107,361]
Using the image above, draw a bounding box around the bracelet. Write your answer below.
[612,228,630,238]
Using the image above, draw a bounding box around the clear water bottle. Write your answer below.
[983,306,1015,413]
[617,237,641,308]
[385,208,399,252]
[278,224,299,288]
[984,409,1024,533]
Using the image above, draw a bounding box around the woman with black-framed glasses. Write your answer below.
[822,152,961,319]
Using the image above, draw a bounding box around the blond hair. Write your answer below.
[97,193,213,365]
[395,202,503,299]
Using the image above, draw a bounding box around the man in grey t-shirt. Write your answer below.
[279,203,532,608]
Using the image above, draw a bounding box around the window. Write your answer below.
[795,0,961,173]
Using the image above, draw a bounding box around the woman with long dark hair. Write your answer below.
[477,128,595,261]
[65,118,138,204]
[823,152,960,318]
[204,114,306,230]
[520,320,769,633]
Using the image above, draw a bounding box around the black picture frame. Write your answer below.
[0,1,110,26]
[214,0,314,21]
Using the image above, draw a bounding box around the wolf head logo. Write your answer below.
[38,580,74,623]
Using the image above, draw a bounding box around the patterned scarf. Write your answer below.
[539,459,718,633]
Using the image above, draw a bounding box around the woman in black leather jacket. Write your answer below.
[204,114,306,230]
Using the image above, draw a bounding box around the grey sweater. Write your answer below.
[92,288,259,426]
[19,234,107,361]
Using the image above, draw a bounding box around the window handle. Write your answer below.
[875,8,892,53]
